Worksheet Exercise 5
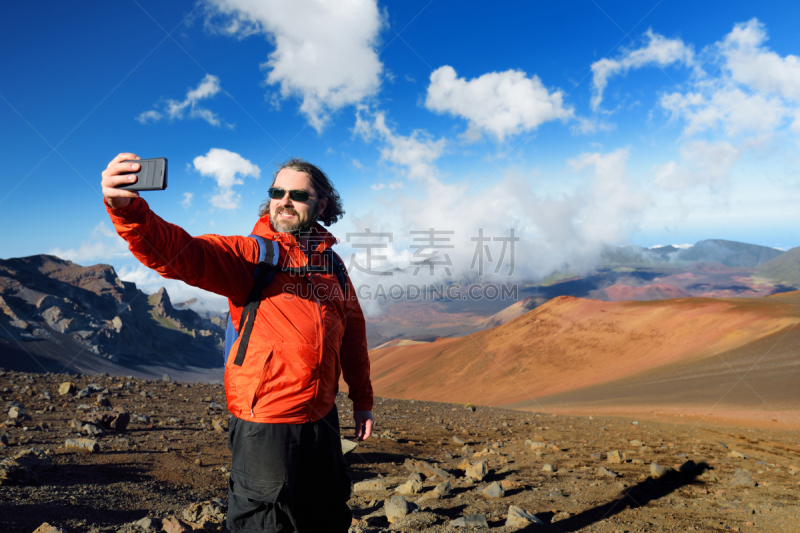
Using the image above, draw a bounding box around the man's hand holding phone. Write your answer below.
[101,153,168,209]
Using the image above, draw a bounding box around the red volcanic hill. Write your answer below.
[591,282,691,301]
[353,293,800,423]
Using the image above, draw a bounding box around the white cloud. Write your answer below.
[193,148,260,210]
[424,66,574,143]
[370,182,403,191]
[116,264,228,313]
[135,110,162,124]
[203,0,384,132]
[661,86,786,138]
[651,140,740,191]
[658,20,800,139]
[345,107,650,311]
[137,74,226,127]
[590,29,696,111]
[48,222,129,265]
[719,19,800,101]
[355,106,446,182]
[181,192,194,208]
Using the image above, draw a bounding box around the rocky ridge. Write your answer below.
[0,255,224,375]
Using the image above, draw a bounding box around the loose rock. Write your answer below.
[505,505,543,527]
[65,438,100,453]
[384,495,415,523]
[58,382,76,395]
[481,481,504,498]
[450,514,488,528]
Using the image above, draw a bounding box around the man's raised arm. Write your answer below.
[101,152,256,306]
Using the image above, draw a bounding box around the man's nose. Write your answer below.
[278,193,293,207]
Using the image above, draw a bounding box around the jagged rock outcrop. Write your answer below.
[0,255,225,373]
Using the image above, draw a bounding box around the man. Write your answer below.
[101,153,374,532]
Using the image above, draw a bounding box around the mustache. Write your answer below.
[276,207,298,216]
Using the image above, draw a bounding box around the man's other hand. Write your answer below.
[102,153,142,209]
[353,410,374,441]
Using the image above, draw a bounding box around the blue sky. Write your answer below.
[3,0,800,311]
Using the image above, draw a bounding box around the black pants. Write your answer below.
[227,406,352,532]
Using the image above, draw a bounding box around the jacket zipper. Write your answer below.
[250,348,274,417]
[306,273,324,422]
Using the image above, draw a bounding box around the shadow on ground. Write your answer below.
[518,462,710,532]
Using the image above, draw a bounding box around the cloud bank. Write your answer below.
[203,0,384,132]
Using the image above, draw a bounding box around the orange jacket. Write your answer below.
[106,198,373,423]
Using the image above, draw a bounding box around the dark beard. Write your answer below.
[271,207,317,237]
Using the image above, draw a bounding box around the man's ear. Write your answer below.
[317,198,328,216]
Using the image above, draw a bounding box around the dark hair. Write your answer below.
[258,158,345,226]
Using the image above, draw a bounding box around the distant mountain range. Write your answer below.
[365,239,797,346]
[2,237,800,376]
[601,239,784,267]
[0,255,225,378]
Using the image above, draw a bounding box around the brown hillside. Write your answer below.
[360,293,800,408]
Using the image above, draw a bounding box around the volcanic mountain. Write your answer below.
[361,292,800,424]
[0,255,225,380]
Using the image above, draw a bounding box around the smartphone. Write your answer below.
[116,157,168,191]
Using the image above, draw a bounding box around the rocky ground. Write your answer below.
[0,369,798,532]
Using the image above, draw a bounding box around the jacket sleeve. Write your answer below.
[105,197,258,307]
[338,266,374,411]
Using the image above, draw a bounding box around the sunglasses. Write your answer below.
[267,187,316,202]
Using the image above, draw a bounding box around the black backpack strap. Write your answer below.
[232,239,279,367]
[324,249,349,298]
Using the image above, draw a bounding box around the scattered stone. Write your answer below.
[450,514,488,528]
[182,499,226,523]
[8,406,30,420]
[162,373,172,382]
[730,469,757,488]
[341,439,358,454]
[729,451,748,459]
[433,480,452,497]
[134,517,162,532]
[212,418,228,432]
[552,511,572,522]
[354,478,387,492]
[81,423,106,438]
[94,394,111,407]
[607,450,625,463]
[65,438,100,453]
[0,447,53,485]
[505,505,543,527]
[542,463,555,473]
[465,460,488,481]
[384,495,415,523]
[630,439,643,447]
[395,479,423,495]
[453,436,465,445]
[32,523,66,533]
[82,409,130,431]
[597,466,618,478]
[162,516,192,533]
[58,382,76,395]
[650,463,670,479]
[481,481,504,498]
